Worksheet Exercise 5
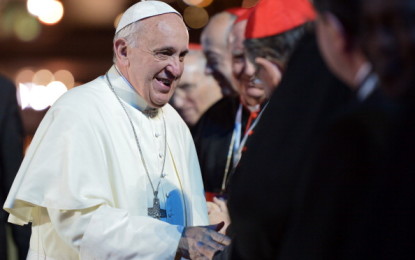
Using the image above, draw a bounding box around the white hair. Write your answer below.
[112,21,143,62]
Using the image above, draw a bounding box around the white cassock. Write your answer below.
[4,65,208,260]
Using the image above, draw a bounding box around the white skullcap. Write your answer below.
[116,0,181,33]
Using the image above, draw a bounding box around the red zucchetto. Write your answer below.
[245,0,316,39]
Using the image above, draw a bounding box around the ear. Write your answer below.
[114,38,129,66]
[324,12,349,53]
[255,57,282,89]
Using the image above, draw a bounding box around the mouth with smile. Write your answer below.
[155,76,174,92]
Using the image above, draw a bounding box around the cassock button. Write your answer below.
[155,132,160,138]
[159,153,163,158]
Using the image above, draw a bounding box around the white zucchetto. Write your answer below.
[116,0,182,33]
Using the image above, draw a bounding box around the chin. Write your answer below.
[152,94,173,107]
[150,100,168,108]
[247,89,265,99]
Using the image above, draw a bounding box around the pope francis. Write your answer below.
[3,1,230,259]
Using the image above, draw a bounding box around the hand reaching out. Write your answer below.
[177,222,231,259]
[207,197,230,235]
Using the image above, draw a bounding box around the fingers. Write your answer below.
[194,241,219,260]
[212,197,228,213]
[207,201,220,213]
[209,229,231,246]
[200,237,227,256]
[207,221,224,232]
[178,225,231,259]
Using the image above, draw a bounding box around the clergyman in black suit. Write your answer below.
[277,0,415,259]
[215,30,352,259]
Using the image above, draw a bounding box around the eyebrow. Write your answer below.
[180,49,189,57]
[153,47,189,56]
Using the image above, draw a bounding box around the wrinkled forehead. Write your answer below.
[140,13,185,30]
[136,13,189,44]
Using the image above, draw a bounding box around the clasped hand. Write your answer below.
[177,222,231,260]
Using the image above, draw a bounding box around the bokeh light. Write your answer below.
[183,0,213,8]
[242,0,260,8]
[27,0,50,17]
[14,15,41,41]
[183,0,204,5]
[1,3,42,41]
[33,69,54,86]
[1,5,23,39]
[16,69,35,85]
[183,6,209,29]
[66,0,124,27]
[114,12,123,29]
[38,0,64,25]
[196,0,213,8]
[18,83,31,109]
[29,84,50,111]
[16,68,72,110]
[27,0,64,25]
[54,70,75,89]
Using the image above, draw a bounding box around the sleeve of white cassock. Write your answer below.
[47,205,184,260]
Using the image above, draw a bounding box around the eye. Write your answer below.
[233,53,245,64]
[154,50,173,60]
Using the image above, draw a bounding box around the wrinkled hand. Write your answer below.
[177,222,231,260]
[207,198,230,235]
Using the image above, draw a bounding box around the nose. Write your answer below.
[166,56,183,79]
[244,57,256,78]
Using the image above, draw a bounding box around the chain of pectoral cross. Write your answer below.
[105,71,168,219]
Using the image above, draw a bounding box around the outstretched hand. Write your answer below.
[177,222,231,259]
[207,197,230,234]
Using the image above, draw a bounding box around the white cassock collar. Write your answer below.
[105,65,160,117]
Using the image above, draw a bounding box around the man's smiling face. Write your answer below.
[126,13,189,108]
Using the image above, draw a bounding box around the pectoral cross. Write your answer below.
[148,191,167,219]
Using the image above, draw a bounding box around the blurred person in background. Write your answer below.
[201,10,242,97]
[200,9,256,235]
[3,1,229,259]
[194,8,251,204]
[194,7,254,200]
[0,75,30,260]
[276,0,415,258]
[204,0,316,238]
[171,46,222,129]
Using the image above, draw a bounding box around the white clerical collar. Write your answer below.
[354,62,378,102]
[105,65,159,117]
[357,74,378,102]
